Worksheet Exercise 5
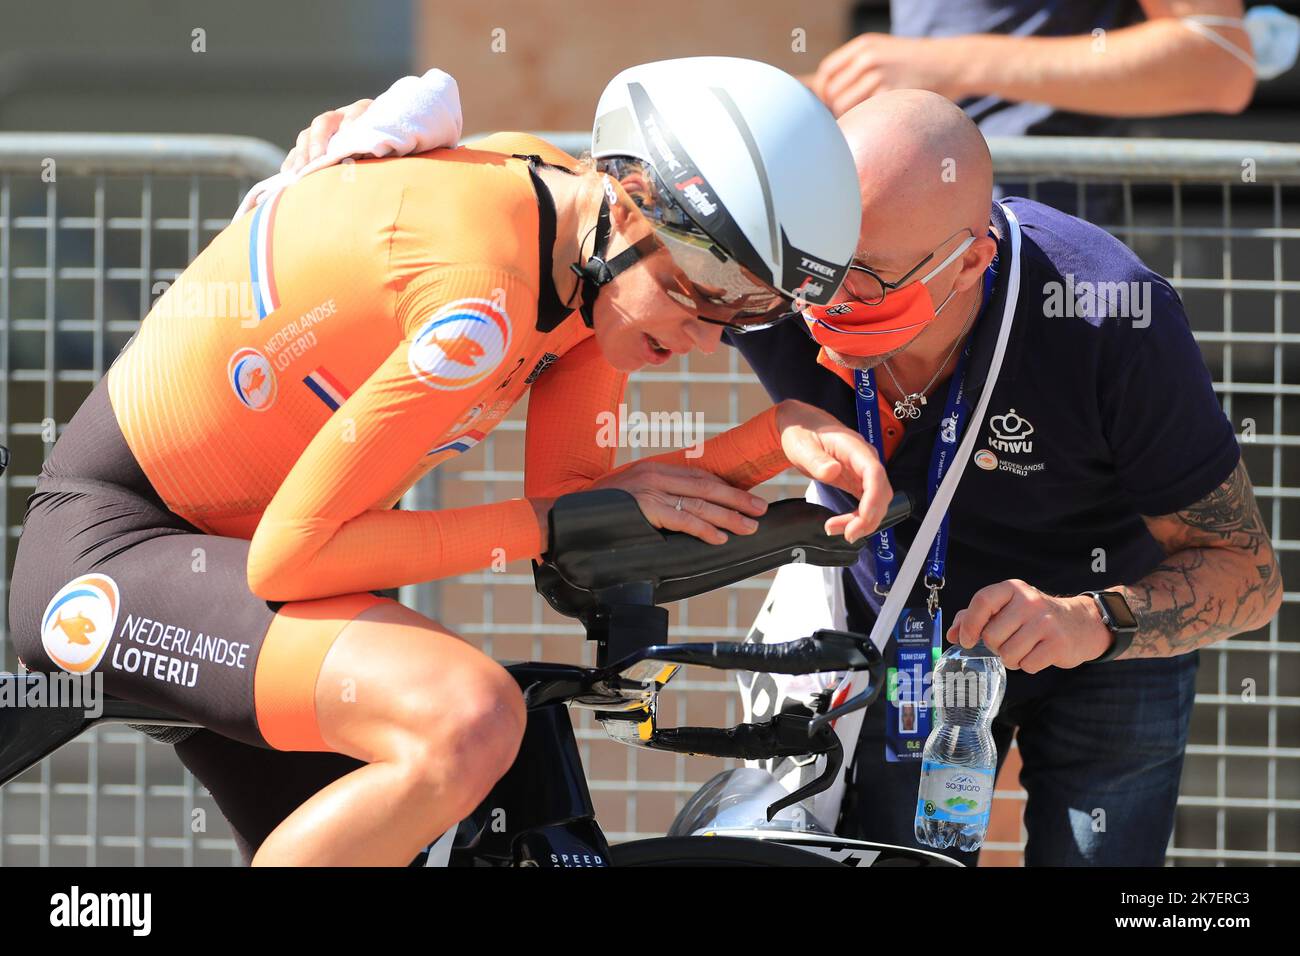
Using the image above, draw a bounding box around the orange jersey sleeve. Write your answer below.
[246,266,545,601]
[633,404,787,489]
[525,336,789,497]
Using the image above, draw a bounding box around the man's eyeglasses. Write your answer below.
[842,227,977,306]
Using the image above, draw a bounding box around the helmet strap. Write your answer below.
[567,194,611,328]
[567,202,658,329]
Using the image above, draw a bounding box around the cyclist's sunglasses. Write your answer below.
[600,156,796,333]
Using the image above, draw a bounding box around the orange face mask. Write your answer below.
[803,234,975,356]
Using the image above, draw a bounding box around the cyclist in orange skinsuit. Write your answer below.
[10,81,889,865]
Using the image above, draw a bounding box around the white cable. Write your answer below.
[815,202,1025,823]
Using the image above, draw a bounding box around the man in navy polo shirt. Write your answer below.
[733,90,1282,866]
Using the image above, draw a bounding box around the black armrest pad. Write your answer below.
[534,489,911,617]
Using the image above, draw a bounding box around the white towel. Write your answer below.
[233,68,463,221]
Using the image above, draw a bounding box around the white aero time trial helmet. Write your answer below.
[590,57,861,323]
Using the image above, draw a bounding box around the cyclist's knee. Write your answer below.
[312,605,525,788]
[391,663,525,804]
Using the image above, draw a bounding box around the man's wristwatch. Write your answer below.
[1083,590,1139,663]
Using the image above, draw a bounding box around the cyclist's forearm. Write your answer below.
[952,19,1254,116]
[625,404,786,490]
[247,499,542,601]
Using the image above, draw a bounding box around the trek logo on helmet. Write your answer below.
[780,234,845,305]
[801,257,839,279]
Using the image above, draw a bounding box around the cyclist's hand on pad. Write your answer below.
[587,461,768,545]
[281,99,374,174]
[775,399,893,544]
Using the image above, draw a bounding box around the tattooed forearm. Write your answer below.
[1121,461,1282,659]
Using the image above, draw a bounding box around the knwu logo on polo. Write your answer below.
[977,409,1047,477]
[987,408,1035,454]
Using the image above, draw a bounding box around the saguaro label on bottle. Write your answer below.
[917,761,994,825]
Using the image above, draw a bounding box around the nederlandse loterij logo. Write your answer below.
[41,575,121,674]
[973,449,999,470]
[408,298,512,391]
[987,408,1035,454]
[228,347,278,411]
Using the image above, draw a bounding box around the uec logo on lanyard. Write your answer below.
[853,337,975,619]
[850,254,997,618]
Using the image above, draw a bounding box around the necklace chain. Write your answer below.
[882,293,981,421]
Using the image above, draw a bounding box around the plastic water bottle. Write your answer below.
[914,641,1006,852]
[1246,6,1300,81]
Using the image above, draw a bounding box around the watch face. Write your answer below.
[1098,591,1138,631]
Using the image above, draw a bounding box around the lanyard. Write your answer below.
[851,264,996,616]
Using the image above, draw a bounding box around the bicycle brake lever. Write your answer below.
[764,726,843,822]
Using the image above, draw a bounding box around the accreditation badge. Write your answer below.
[885,607,942,762]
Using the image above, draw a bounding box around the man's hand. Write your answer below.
[947,579,1113,672]
[586,461,769,545]
[775,399,893,543]
[281,99,374,174]
[812,34,966,116]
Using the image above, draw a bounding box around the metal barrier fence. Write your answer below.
[1,131,1297,866]
[0,135,280,865]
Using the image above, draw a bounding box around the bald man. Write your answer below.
[733,90,1280,865]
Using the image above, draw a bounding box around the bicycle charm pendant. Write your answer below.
[893,394,926,420]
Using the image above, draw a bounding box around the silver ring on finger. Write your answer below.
[675,496,684,511]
